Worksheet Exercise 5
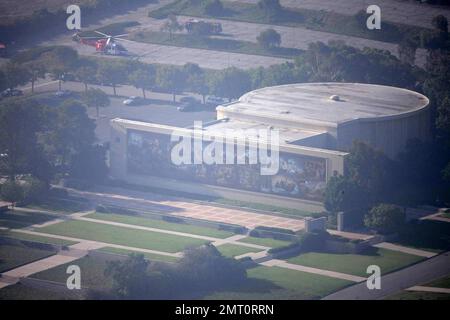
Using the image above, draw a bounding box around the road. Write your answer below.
[323,251,450,300]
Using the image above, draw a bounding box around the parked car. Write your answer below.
[54,90,72,98]
[206,96,226,105]
[123,96,143,106]
[177,96,201,112]
[1,88,23,98]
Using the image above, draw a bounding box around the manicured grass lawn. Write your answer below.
[97,247,179,263]
[426,275,450,289]
[386,290,450,300]
[32,254,119,291]
[87,212,233,239]
[131,31,303,59]
[0,283,79,300]
[149,0,424,44]
[215,198,314,217]
[287,248,424,277]
[39,220,209,253]
[0,230,77,246]
[216,244,262,258]
[0,210,56,229]
[441,212,450,219]
[206,266,351,300]
[25,198,90,214]
[0,244,56,272]
[238,236,291,249]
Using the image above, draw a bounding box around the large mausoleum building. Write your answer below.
[110,83,430,211]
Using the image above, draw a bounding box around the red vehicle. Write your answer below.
[0,42,7,57]
[72,30,129,56]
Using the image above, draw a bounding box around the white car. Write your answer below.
[123,96,141,106]
[206,96,225,105]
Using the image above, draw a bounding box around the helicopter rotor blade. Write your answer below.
[94,30,110,37]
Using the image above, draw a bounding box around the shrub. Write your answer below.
[254,225,295,235]
[218,224,248,234]
[249,229,261,238]
[202,0,224,16]
[22,177,49,204]
[96,204,110,213]
[299,230,329,252]
[268,241,301,255]
[1,181,25,204]
[257,28,282,49]
[162,215,185,224]
[364,203,405,234]
[48,187,68,198]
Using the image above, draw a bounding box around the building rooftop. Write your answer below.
[202,118,326,144]
[217,83,429,126]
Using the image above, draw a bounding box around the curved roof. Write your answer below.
[217,83,429,126]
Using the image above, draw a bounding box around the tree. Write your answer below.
[160,14,182,40]
[177,244,246,290]
[183,63,209,103]
[46,99,96,172]
[69,145,108,183]
[129,67,155,98]
[105,254,151,299]
[0,99,50,181]
[432,15,449,34]
[364,203,405,234]
[75,66,95,92]
[257,28,281,49]
[156,65,186,102]
[0,181,24,206]
[82,88,110,118]
[210,67,251,102]
[257,0,282,21]
[202,0,224,16]
[40,46,78,91]
[324,175,368,214]
[96,62,125,96]
[2,62,29,90]
[24,61,46,94]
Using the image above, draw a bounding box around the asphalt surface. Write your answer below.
[19,79,217,144]
[323,251,450,300]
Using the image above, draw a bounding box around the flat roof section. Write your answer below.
[217,83,429,126]
[202,118,327,144]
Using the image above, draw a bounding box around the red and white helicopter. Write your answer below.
[72,30,132,56]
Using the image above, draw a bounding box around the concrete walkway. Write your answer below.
[373,242,437,258]
[260,259,366,282]
[406,286,450,294]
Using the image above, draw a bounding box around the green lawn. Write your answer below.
[287,248,424,277]
[216,244,262,258]
[87,212,233,239]
[386,291,450,300]
[25,198,90,214]
[32,254,119,291]
[39,220,209,253]
[0,230,77,246]
[0,244,56,272]
[215,198,314,217]
[0,283,80,300]
[238,236,291,249]
[131,31,303,59]
[149,0,424,45]
[97,247,179,263]
[426,275,450,289]
[0,209,56,229]
[206,265,351,300]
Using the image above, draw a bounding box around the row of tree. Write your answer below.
[97,245,247,299]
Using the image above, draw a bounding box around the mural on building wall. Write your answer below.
[127,130,327,201]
